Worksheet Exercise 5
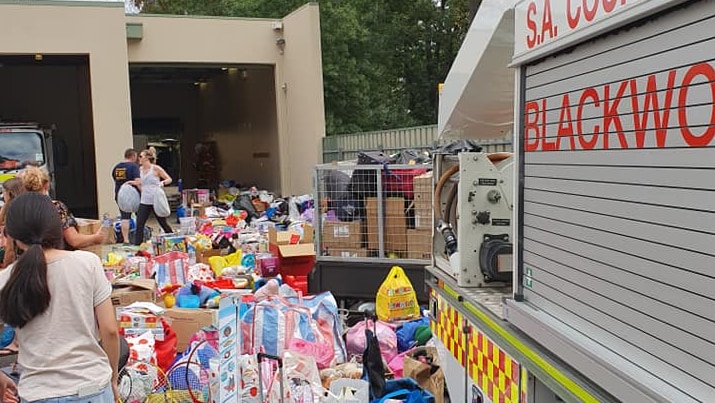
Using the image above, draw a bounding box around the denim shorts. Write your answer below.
[21,385,113,403]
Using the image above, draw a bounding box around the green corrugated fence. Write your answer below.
[322,125,512,162]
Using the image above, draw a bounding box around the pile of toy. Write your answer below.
[102,186,444,402]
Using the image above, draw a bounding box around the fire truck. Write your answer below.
[0,122,57,205]
[428,0,714,402]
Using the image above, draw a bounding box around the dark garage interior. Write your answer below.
[129,64,282,193]
[0,54,97,218]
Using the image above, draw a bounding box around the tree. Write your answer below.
[135,0,472,135]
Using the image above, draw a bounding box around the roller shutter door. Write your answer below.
[520,1,715,401]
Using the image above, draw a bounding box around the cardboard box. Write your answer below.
[413,200,433,231]
[197,248,222,265]
[413,172,433,202]
[268,223,314,245]
[182,189,210,206]
[75,218,104,256]
[110,279,156,307]
[117,306,165,341]
[268,224,316,276]
[411,172,433,231]
[366,197,407,252]
[407,229,432,260]
[76,218,101,235]
[322,221,363,249]
[163,308,218,352]
[326,247,368,258]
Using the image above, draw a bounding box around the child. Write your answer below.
[0,192,120,402]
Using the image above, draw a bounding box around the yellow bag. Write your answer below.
[376,266,419,322]
[208,250,242,277]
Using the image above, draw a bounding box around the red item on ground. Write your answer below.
[283,275,308,295]
[204,278,235,290]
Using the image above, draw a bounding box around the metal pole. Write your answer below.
[313,168,322,256]
[376,166,385,258]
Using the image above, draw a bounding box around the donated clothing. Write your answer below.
[0,251,113,401]
[139,165,162,205]
[112,162,140,197]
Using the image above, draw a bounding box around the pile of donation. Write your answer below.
[99,186,444,403]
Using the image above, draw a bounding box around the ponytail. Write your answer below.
[0,192,63,328]
[0,244,50,328]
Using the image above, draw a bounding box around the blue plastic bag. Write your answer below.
[373,378,434,403]
[396,317,430,352]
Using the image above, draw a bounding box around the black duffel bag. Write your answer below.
[349,151,395,198]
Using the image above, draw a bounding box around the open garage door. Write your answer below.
[129,64,281,194]
[0,54,97,218]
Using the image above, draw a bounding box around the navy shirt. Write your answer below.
[112,161,140,197]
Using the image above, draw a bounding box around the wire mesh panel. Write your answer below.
[314,162,433,263]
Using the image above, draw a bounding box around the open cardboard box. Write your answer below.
[110,278,156,307]
[268,224,316,276]
[163,308,218,352]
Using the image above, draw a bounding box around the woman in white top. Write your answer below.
[130,148,173,245]
[0,192,119,402]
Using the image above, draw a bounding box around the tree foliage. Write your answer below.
[136,0,472,135]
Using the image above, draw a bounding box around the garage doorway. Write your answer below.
[129,64,281,193]
[0,54,97,218]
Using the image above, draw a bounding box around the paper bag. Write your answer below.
[403,347,444,403]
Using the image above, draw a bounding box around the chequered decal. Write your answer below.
[431,290,522,403]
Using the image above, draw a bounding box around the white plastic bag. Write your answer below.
[154,189,171,217]
[117,184,140,213]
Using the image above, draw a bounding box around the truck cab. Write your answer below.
[0,122,55,205]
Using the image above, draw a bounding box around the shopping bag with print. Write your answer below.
[376,266,419,322]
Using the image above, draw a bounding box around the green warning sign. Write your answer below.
[524,267,533,289]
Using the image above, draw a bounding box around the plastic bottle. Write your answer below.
[177,178,183,193]
[101,213,112,228]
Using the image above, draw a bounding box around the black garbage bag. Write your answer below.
[435,140,483,155]
[396,149,430,165]
[324,170,351,203]
[350,151,395,198]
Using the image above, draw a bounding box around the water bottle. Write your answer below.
[177,178,183,193]
[101,213,112,228]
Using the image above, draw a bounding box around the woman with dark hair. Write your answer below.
[0,192,119,402]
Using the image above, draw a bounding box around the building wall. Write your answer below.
[0,1,324,214]
[0,1,133,217]
[280,3,326,195]
[128,3,325,196]
[125,14,279,65]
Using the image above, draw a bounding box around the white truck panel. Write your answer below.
[437,0,516,140]
[515,1,715,401]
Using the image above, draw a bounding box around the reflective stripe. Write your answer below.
[0,173,16,183]
[434,278,601,403]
